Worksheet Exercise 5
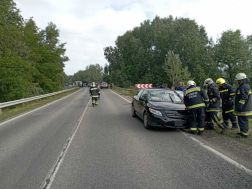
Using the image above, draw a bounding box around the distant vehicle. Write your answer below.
[132,89,189,129]
[101,82,108,89]
[88,83,92,87]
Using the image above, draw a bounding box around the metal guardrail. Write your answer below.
[114,86,139,93]
[0,87,78,114]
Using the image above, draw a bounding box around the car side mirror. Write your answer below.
[139,97,146,102]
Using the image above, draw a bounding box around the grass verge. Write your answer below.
[215,121,252,146]
[112,87,138,97]
[0,88,80,122]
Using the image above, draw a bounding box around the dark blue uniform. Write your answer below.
[184,86,209,133]
[90,87,100,106]
[234,78,252,136]
[219,84,237,129]
[205,83,228,132]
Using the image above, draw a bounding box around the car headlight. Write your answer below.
[149,108,163,116]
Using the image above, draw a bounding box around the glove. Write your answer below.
[236,103,243,112]
[205,102,209,109]
[225,100,233,106]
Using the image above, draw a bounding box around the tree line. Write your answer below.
[103,16,252,88]
[0,0,69,102]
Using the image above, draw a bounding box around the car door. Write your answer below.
[133,89,143,114]
[138,90,148,118]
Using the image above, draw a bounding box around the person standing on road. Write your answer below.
[184,80,209,135]
[234,73,252,138]
[204,78,228,133]
[90,82,100,107]
[216,78,238,130]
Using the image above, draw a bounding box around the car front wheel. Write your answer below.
[143,112,151,129]
[131,106,137,117]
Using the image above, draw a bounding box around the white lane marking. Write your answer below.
[111,89,252,176]
[109,89,131,103]
[0,89,81,127]
[181,131,252,176]
[41,98,91,189]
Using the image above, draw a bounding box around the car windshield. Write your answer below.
[175,90,184,100]
[148,90,182,103]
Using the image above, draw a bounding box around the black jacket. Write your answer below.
[207,83,221,112]
[89,87,100,97]
[234,78,252,116]
[184,86,209,110]
[219,83,236,113]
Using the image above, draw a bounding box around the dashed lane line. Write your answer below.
[40,98,91,189]
[110,89,252,177]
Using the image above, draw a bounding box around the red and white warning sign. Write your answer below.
[136,84,153,88]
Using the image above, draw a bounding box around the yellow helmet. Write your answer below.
[216,78,226,85]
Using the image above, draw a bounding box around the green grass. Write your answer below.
[215,119,252,146]
[0,88,80,122]
[113,87,138,97]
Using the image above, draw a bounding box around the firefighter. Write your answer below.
[184,80,209,135]
[216,78,238,130]
[234,73,251,138]
[89,82,100,106]
[204,78,228,133]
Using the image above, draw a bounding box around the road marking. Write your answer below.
[181,131,252,176]
[40,98,91,189]
[0,89,81,127]
[112,89,252,177]
[109,89,131,103]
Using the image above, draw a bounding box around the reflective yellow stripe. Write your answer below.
[204,99,209,102]
[190,128,197,131]
[198,128,204,131]
[212,98,217,102]
[230,93,235,96]
[242,133,249,136]
[207,109,220,112]
[234,111,252,116]
[249,91,251,94]
[91,95,99,97]
[91,88,98,90]
[239,101,245,104]
[185,87,201,95]
[219,89,228,93]
[225,109,234,113]
[237,92,240,94]
[187,103,205,109]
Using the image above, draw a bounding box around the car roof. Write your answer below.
[140,89,174,92]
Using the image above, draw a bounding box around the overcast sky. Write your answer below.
[15,0,251,75]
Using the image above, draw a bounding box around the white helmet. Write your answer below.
[203,78,214,87]
[92,82,96,87]
[234,73,247,80]
[187,80,196,88]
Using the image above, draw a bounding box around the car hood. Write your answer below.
[147,101,186,111]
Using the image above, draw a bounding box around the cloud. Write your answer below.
[15,0,252,75]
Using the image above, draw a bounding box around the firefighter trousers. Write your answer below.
[205,111,226,129]
[188,107,205,131]
[238,116,249,135]
[222,111,237,128]
[92,97,98,105]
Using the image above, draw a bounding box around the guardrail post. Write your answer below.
[0,108,2,114]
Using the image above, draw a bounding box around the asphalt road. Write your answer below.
[0,88,252,189]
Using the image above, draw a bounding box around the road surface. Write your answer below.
[0,88,251,189]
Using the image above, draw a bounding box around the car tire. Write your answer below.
[143,112,151,129]
[131,106,137,117]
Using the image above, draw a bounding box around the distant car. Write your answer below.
[88,83,92,87]
[101,82,108,89]
[132,89,189,129]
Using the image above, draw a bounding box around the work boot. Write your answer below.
[92,103,95,107]
[231,124,238,130]
[198,131,204,135]
[187,130,197,135]
[236,133,249,139]
[220,125,228,134]
[205,124,214,130]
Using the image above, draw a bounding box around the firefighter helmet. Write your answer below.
[203,78,213,87]
[234,73,247,80]
[187,80,196,88]
[216,78,226,85]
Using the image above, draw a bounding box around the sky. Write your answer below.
[15,0,252,75]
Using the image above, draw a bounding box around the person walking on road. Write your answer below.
[90,82,100,106]
[216,78,238,130]
[184,80,209,135]
[234,73,252,138]
[204,78,228,133]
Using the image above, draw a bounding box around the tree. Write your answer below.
[214,30,251,85]
[163,51,192,85]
